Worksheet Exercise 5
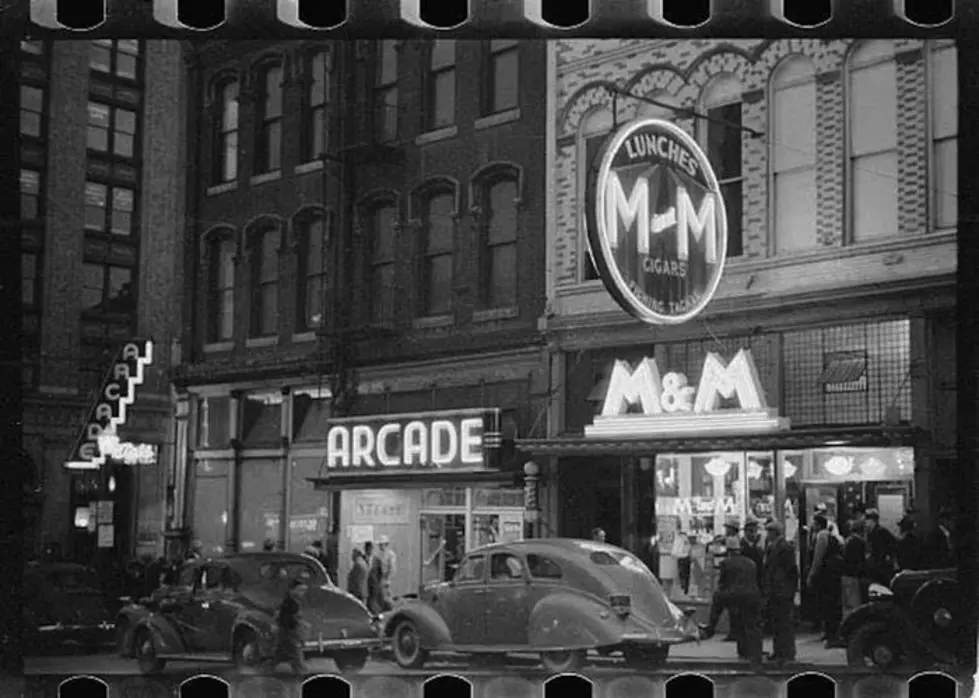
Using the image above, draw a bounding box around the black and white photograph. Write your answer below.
[6,5,976,697]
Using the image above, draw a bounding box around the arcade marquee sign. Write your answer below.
[586,118,728,326]
[322,408,503,472]
[585,349,790,439]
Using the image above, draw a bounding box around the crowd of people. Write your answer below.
[343,536,397,615]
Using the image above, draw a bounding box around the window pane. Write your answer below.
[773,81,816,172]
[488,180,517,244]
[22,85,43,112]
[306,219,327,274]
[82,264,105,309]
[263,121,282,172]
[426,194,455,253]
[774,167,818,254]
[111,188,135,235]
[90,44,111,72]
[310,52,328,106]
[20,112,41,138]
[853,151,898,242]
[426,254,453,315]
[376,87,398,141]
[21,40,44,55]
[305,274,325,329]
[108,266,132,300]
[489,242,517,308]
[114,133,134,158]
[218,239,236,289]
[21,169,39,195]
[706,103,741,180]
[934,139,957,229]
[222,83,239,130]
[851,62,897,156]
[309,107,326,160]
[88,125,109,152]
[432,70,456,128]
[85,183,108,230]
[88,102,111,128]
[372,263,395,322]
[110,210,132,236]
[431,39,455,70]
[113,187,134,212]
[932,47,957,139]
[373,205,397,260]
[220,290,234,339]
[21,254,37,305]
[378,41,398,85]
[115,109,137,134]
[223,131,238,181]
[260,231,279,282]
[722,180,743,257]
[118,39,140,55]
[265,66,284,117]
[260,284,278,333]
[116,53,137,79]
[491,49,519,113]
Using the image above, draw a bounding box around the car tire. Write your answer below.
[540,649,586,673]
[233,629,264,671]
[334,649,369,673]
[391,619,428,670]
[134,628,166,675]
[623,645,669,669]
[846,622,903,670]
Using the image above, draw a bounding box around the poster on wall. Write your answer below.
[97,524,115,548]
[351,492,411,525]
[347,525,374,546]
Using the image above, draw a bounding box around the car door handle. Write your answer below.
[201,601,211,609]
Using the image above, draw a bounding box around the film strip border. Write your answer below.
[23,670,968,698]
[19,0,966,36]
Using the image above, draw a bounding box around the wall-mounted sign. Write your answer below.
[351,493,411,525]
[587,119,728,326]
[65,340,154,470]
[585,349,788,438]
[659,496,738,518]
[323,408,502,472]
[97,430,158,465]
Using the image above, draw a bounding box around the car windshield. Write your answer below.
[249,558,329,587]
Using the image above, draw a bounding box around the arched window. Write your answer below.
[303,51,331,163]
[419,190,456,317]
[771,56,818,254]
[254,63,284,174]
[578,107,614,282]
[930,41,957,230]
[212,79,239,184]
[206,235,235,342]
[296,214,331,332]
[374,41,399,142]
[367,202,398,324]
[249,227,279,337]
[700,74,743,258]
[427,39,457,131]
[476,174,519,309]
[848,41,898,242]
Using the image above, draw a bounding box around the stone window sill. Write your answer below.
[291,331,317,343]
[415,125,458,146]
[474,108,521,131]
[473,307,519,322]
[412,314,453,329]
[294,161,324,175]
[249,171,282,187]
[206,182,237,197]
[203,341,235,354]
[245,336,278,348]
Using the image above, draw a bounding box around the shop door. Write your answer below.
[866,482,912,537]
[420,513,466,586]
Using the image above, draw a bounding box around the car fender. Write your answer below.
[232,612,277,657]
[528,593,617,650]
[840,602,908,640]
[115,606,152,656]
[133,614,188,655]
[382,601,452,648]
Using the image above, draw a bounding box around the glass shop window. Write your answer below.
[196,396,231,448]
[292,386,332,441]
[241,390,283,447]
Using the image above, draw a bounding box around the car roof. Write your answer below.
[468,538,626,559]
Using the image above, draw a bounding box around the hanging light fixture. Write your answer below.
[861,457,886,478]
[782,461,797,479]
[704,457,732,478]
[824,455,853,476]
[108,476,117,493]
[748,460,764,480]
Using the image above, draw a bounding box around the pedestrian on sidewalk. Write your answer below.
[865,509,898,585]
[807,513,845,648]
[720,521,743,642]
[347,548,368,603]
[269,578,309,675]
[841,516,867,616]
[895,514,922,571]
[700,537,763,668]
[672,528,692,596]
[763,519,798,666]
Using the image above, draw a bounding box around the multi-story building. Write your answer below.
[172,39,549,593]
[520,39,957,613]
[19,39,186,562]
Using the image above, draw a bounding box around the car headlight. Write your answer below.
[867,583,893,598]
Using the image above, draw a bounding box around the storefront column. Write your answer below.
[226,391,242,553]
[172,395,191,535]
[908,315,934,524]
[279,387,292,550]
[544,351,566,538]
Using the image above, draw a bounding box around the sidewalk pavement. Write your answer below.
[670,631,846,667]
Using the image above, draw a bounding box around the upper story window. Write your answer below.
[22,253,40,308]
[484,40,519,115]
[90,40,141,81]
[477,173,520,309]
[770,56,818,254]
[206,235,236,343]
[700,75,743,258]
[249,227,280,337]
[930,42,957,230]
[212,79,240,184]
[303,51,331,162]
[419,190,456,317]
[84,182,136,236]
[578,109,613,282]
[81,262,135,316]
[367,202,398,325]
[255,64,284,174]
[427,39,457,131]
[87,101,138,159]
[374,41,399,143]
[21,40,44,55]
[21,170,41,221]
[848,41,898,243]
[20,84,45,139]
[296,214,331,332]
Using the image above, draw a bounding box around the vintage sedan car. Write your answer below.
[116,552,381,674]
[23,562,116,654]
[381,538,700,672]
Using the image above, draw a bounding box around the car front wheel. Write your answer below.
[540,649,586,673]
[334,649,369,673]
[391,620,428,669]
[233,629,264,671]
[134,628,166,675]
[846,622,904,671]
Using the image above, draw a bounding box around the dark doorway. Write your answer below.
[559,457,623,545]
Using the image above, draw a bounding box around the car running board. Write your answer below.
[156,653,231,663]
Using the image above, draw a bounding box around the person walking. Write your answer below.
[841,517,867,616]
[923,506,954,569]
[346,548,369,603]
[740,517,768,636]
[701,538,763,668]
[377,535,397,609]
[895,515,922,571]
[807,513,845,648]
[365,541,386,614]
[719,521,742,642]
[269,578,309,675]
[763,519,798,666]
[672,528,692,597]
[864,509,898,585]
[637,533,660,581]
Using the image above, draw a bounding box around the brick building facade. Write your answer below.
[20,40,186,561]
[171,40,549,592]
[520,39,957,612]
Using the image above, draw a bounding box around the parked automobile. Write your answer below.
[840,567,960,671]
[23,561,116,654]
[381,538,700,673]
[115,551,382,674]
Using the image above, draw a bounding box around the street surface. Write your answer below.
[24,633,846,677]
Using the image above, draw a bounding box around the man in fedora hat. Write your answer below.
[763,519,798,666]
[924,505,954,569]
[701,537,763,667]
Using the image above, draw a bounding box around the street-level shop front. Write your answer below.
[519,315,942,612]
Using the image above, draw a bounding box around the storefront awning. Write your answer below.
[308,467,524,490]
[515,425,924,458]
